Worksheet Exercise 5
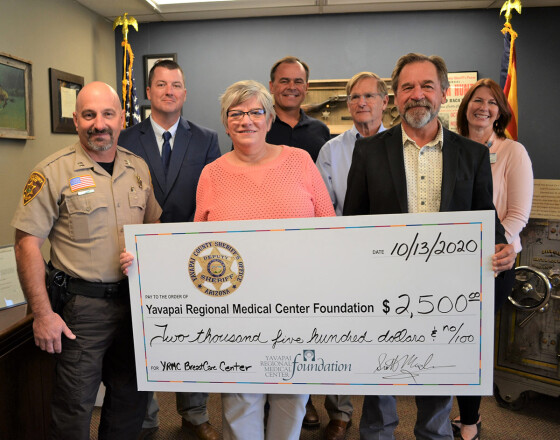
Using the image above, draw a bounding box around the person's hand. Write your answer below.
[120,250,135,276]
[493,243,516,274]
[32,311,75,354]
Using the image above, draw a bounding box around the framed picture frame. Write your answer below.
[440,71,478,133]
[141,105,151,121]
[143,53,176,98]
[0,245,26,311]
[0,52,33,140]
[49,68,84,134]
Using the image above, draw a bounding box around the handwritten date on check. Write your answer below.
[125,211,495,395]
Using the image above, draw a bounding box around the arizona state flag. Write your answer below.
[500,23,518,141]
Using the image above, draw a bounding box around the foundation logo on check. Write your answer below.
[188,241,245,297]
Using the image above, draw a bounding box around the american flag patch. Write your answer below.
[69,175,96,192]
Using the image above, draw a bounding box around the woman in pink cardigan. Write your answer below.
[452,78,533,440]
[195,80,335,440]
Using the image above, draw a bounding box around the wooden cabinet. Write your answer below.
[0,313,55,440]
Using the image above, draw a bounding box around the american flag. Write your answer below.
[123,42,141,128]
[69,175,95,192]
[500,23,519,141]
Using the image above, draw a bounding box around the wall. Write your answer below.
[0,0,116,247]
[118,7,559,179]
[0,5,553,247]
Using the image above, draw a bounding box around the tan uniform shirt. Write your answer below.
[11,143,162,283]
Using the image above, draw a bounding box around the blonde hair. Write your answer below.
[346,72,388,97]
[220,80,275,128]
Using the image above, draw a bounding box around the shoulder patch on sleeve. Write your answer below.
[23,172,46,205]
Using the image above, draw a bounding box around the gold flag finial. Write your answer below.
[113,12,138,42]
[500,0,522,25]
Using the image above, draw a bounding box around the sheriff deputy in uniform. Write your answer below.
[12,81,162,440]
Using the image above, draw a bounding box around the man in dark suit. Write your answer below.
[119,60,220,440]
[344,53,515,439]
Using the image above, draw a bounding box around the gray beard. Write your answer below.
[401,100,438,128]
[86,130,114,151]
[403,108,437,128]
[86,140,113,151]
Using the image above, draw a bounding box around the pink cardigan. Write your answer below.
[488,133,533,253]
[195,146,335,222]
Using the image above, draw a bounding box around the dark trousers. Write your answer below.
[456,266,516,425]
[49,295,147,440]
[142,391,210,428]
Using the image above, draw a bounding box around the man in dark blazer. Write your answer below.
[344,53,515,440]
[119,60,220,440]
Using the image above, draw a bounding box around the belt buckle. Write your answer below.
[105,285,118,298]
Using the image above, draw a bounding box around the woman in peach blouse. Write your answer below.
[121,80,334,439]
[195,80,335,440]
[452,78,533,440]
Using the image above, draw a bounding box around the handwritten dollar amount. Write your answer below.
[382,292,480,317]
[391,232,478,262]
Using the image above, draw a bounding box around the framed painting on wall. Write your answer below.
[141,105,151,120]
[143,53,177,98]
[0,52,33,140]
[49,68,84,134]
[439,71,478,133]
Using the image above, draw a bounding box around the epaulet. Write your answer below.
[118,146,151,175]
[117,145,142,160]
[39,144,78,169]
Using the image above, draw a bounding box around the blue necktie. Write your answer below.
[162,131,172,174]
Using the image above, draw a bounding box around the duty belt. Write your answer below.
[66,278,129,298]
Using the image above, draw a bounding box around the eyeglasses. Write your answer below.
[227,108,266,121]
[348,93,384,103]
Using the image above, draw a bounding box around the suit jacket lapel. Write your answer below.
[164,118,192,199]
[440,128,458,212]
[139,119,166,195]
[386,125,409,213]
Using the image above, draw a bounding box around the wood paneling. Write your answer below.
[0,315,55,440]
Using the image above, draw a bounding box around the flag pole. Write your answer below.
[113,13,139,128]
[499,0,522,140]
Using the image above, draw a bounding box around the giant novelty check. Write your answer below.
[124,210,495,395]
